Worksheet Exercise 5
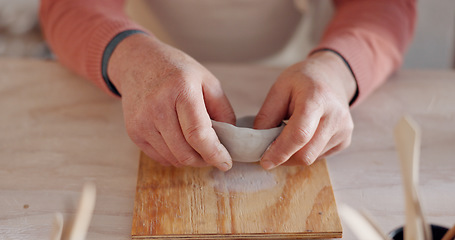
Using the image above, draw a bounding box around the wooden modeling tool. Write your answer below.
[339,205,390,240]
[394,116,431,240]
[67,183,96,240]
[131,152,342,239]
[50,183,96,240]
[51,213,64,240]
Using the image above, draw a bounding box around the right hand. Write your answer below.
[107,34,235,171]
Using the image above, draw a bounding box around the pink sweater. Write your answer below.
[39,0,416,105]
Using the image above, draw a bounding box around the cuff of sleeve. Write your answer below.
[84,19,148,97]
[101,30,147,97]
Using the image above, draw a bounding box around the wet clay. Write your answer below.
[212,116,284,163]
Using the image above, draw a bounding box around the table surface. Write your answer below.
[0,58,454,240]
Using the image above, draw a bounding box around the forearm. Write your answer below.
[39,0,147,96]
[312,0,416,105]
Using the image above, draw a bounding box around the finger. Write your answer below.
[290,119,334,165]
[254,81,290,129]
[143,129,184,167]
[283,120,353,166]
[320,137,352,158]
[203,77,236,124]
[280,118,334,166]
[137,140,172,166]
[155,111,209,168]
[176,87,232,171]
[260,101,323,170]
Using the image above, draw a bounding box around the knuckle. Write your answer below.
[175,84,196,103]
[338,107,353,123]
[154,66,187,85]
[289,126,312,145]
[125,115,155,142]
[303,154,314,165]
[136,140,151,151]
[125,108,156,135]
[269,156,287,166]
[148,103,169,122]
[203,147,223,164]
[177,154,199,166]
[152,111,167,123]
[166,155,183,167]
[204,76,222,88]
[348,117,354,130]
[296,85,325,105]
[295,148,315,165]
[265,147,289,166]
[339,123,354,141]
[185,125,209,144]
[305,149,316,161]
[346,118,354,132]
[312,88,327,105]
[143,147,165,164]
[327,109,353,135]
[218,105,235,121]
[255,112,271,122]
[175,89,190,103]
[125,123,144,143]
[330,138,351,154]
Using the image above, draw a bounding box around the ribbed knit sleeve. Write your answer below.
[39,0,148,96]
[312,0,416,105]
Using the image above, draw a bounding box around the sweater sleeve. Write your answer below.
[312,0,416,105]
[39,0,148,96]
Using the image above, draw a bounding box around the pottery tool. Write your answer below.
[50,183,96,240]
[51,213,64,240]
[442,224,455,240]
[131,152,342,239]
[67,183,96,240]
[339,205,390,240]
[394,116,431,240]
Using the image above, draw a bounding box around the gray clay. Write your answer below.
[211,116,284,163]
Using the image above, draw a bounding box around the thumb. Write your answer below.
[254,83,289,129]
[203,78,236,125]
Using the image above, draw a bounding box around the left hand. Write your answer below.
[254,51,357,169]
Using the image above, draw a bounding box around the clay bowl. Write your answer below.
[211,116,284,163]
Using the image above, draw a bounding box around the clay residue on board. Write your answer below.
[211,162,277,193]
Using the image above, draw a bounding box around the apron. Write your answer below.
[126,0,333,66]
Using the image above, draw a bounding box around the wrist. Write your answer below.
[308,50,358,105]
[106,33,160,95]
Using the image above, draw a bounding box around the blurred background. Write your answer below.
[1,0,454,69]
[0,0,49,58]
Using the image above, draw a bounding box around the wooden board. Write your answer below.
[132,152,342,239]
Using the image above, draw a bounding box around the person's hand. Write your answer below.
[254,51,357,169]
[107,34,235,171]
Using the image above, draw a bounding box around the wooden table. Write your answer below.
[0,58,454,239]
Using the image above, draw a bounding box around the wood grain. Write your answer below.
[132,152,342,239]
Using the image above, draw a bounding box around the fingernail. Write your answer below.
[217,162,232,172]
[261,159,276,170]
